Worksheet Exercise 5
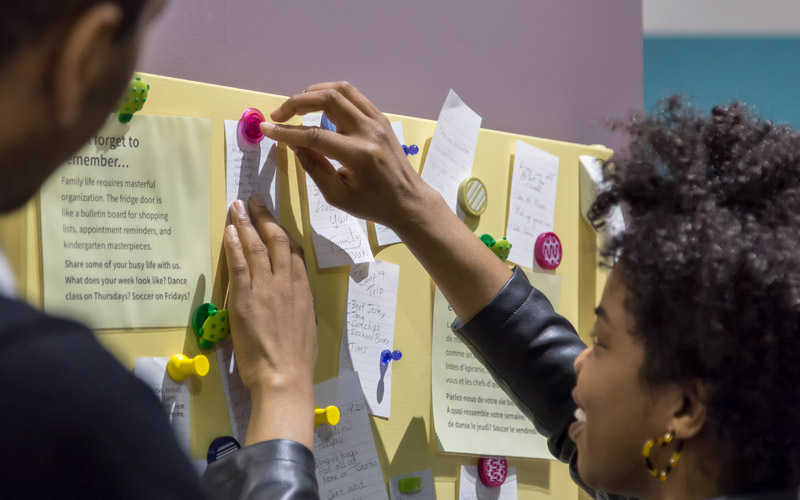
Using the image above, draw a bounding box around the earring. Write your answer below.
[642,431,683,482]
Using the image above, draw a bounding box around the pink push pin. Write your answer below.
[478,456,508,488]
[534,231,562,270]
[239,108,265,144]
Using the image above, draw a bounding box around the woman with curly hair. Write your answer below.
[249,83,800,499]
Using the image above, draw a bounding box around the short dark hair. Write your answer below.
[0,0,146,65]
[590,96,800,492]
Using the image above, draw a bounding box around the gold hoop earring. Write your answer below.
[642,431,683,482]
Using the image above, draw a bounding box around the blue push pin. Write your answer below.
[380,349,402,365]
[402,144,419,156]
[320,113,337,133]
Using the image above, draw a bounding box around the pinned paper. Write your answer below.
[506,140,559,271]
[216,337,251,442]
[373,122,405,247]
[224,119,279,220]
[389,470,435,500]
[420,90,482,217]
[302,113,373,268]
[458,465,517,500]
[338,261,401,418]
[579,155,625,249]
[134,357,191,454]
[314,372,388,500]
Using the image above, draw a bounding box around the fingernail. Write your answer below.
[225,224,238,242]
[251,194,266,207]
[232,200,246,218]
[260,122,275,133]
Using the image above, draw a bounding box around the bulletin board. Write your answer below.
[0,73,611,500]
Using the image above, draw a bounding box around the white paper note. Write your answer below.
[420,90,482,217]
[389,470,436,500]
[373,122,405,247]
[302,114,373,268]
[134,357,191,454]
[458,465,517,500]
[216,337,251,442]
[338,261,401,418]
[224,120,280,220]
[506,140,560,270]
[314,372,388,500]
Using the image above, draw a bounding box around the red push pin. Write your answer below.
[239,108,265,144]
[534,232,562,270]
[478,456,508,488]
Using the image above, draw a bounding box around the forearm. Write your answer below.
[392,184,513,323]
[246,381,315,451]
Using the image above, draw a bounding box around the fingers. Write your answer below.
[270,89,365,130]
[229,200,271,278]
[260,122,363,165]
[302,82,382,120]
[223,223,251,290]
[248,195,292,277]
[295,147,348,205]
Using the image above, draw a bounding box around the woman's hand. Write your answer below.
[260,81,436,231]
[223,195,317,448]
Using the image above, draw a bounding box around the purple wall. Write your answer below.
[140,0,642,150]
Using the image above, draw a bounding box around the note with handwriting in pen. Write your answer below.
[339,260,401,418]
[224,120,280,220]
[314,372,388,500]
[373,122,405,247]
[302,114,373,268]
[506,140,559,270]
[421,89,482,217]
[134,357,191,455]
[216,337,251,443]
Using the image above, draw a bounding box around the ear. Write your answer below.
[670,379,708,440]
[52,3,123,127]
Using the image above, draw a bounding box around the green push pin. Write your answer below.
[397,476,423,493]
[116,76,150,123]
[192,303,230,350]
[480,234,512,262]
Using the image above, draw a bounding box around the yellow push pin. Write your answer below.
[314,405,341,427]
[167,354,210,382]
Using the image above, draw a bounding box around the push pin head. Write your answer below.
[239,108,266,144]
[207,436,241,464]
[478,456,508,488]
[480,234,512,261]
[167,354,209,382]
[320,113,337,133]
[192,303,230,350]
[397,476,423,493]
[534,232,562,269]
[315,405,341,427]
[116,76,150,123]
[458,177,488,216]
[402,144,419,156]
[380,349,402,365]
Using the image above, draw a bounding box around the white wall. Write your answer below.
[644,0,800,35]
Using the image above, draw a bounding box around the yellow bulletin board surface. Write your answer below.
[0,73,611,500]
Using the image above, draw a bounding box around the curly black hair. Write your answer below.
[589,96,800,493]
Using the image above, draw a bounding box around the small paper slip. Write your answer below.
[389,470,435,500]
[421,89,482,216]
[373,122,405,247]
[216,337,251,442]
[224,120,280,220]
[506,140,560,270]
[459,465,517,500]
[338,261,401,418]
[134,357,191,454]
[302,114,373,268]
[314,372,389,500]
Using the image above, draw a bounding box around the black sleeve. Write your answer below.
[452,267,628,500]
[0,303,208,500]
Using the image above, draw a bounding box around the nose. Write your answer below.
[574,345,591,375]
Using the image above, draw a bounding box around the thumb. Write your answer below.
[294,147,347,204]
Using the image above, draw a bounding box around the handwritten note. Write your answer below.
[506,140,559,270]
[389,470,436,500]
[338,261,400,418]
[224,119,280,219]
[302,114,373,268]
[420,90,482,217]
[314,372,388,500]
[134,357,191,454]
[459,465,517,500]
[373,122,406,247]
[216,337,251,442]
